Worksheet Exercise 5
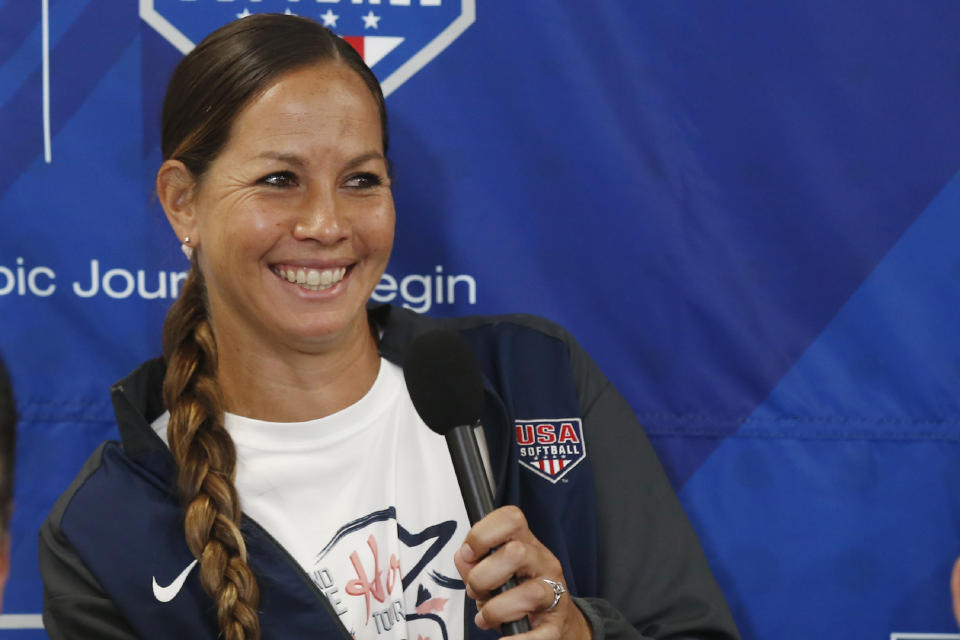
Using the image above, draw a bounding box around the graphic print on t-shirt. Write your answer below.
[309,507,464,640]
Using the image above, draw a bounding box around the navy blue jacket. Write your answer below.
[39,305,740,639]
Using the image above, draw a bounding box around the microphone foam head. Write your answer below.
[403,330,484,436]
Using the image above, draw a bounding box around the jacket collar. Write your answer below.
[370,302,447,365]
[110,357,170,459]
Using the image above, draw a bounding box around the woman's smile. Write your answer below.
[270,264,350,292]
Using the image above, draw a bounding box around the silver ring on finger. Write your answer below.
[542,578,566,611]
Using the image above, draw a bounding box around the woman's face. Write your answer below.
[187,62,394,354]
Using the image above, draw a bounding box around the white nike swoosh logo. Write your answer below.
[152,559,198,603]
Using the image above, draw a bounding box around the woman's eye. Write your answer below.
[260,171,297,188]
[344,173,382,189]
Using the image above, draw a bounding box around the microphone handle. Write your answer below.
[446,425,532,636]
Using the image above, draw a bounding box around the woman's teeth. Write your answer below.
[274,266,347,291]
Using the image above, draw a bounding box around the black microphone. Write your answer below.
[403,329,531,637]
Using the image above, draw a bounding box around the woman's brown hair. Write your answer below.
[159,14,387,640]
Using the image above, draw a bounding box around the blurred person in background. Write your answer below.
[0,355,15,609]
[952,557,960,626]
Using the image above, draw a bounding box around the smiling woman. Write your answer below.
[38,13,740,640]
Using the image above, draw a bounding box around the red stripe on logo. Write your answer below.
[343,35,364,59]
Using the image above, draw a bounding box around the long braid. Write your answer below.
[162,266,261,640]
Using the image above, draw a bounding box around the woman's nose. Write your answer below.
[292,191,348,244]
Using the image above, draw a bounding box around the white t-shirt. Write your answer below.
[153,359,469,640]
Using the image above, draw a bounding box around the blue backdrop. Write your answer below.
[1,1,959,637]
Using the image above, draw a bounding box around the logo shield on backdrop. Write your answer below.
[140,0,475,96]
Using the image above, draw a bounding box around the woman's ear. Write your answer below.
[157,160,199,245]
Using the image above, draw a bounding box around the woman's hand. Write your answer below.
[453,505,592,639]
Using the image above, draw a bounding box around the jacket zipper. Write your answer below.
[242,515,355,639]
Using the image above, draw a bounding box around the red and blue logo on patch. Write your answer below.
[141,0,475,97]
[515,418,586,484]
